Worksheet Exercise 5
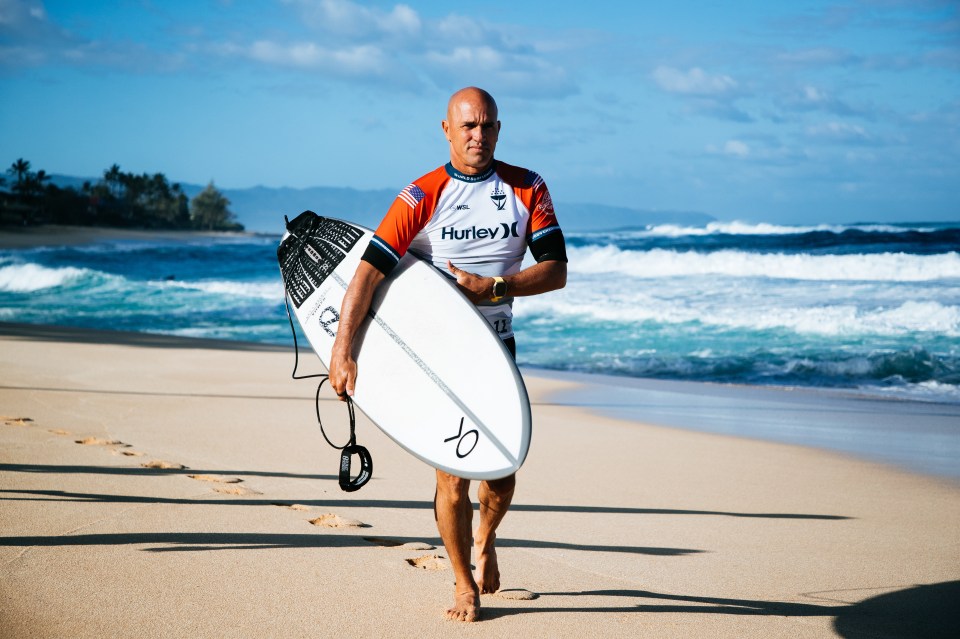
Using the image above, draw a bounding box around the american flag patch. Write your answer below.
[397,183,426,208]
[524,171,544,189]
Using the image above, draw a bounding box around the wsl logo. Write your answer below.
[490,185,506,210]
[441,222,520,241]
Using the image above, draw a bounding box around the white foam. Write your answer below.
[0,263,91,292]
[569,245,960,282]
[610,221,942,238]
[517,284,960,337]
[865,380,960,403]
[162,279,283,300]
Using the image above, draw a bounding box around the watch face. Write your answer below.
[494,280,507,297]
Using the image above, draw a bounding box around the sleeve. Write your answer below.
[361,182,435,275]
[527,183,567,263]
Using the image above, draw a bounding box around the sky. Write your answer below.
[1,0,958,224]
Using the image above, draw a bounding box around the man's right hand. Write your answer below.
[328,344,357,401]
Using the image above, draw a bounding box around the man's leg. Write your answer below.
[474,473,515,593]
[434,469,479,621]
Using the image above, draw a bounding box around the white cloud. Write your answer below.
[423,44,575,98]
[283,0,421,38]
[0,0,189,71]
[1,0,578,98]
[652,66,738,96]
[706,140,751,158]
[0,0,45,26]
[803,85,826,103]
[807,121,872,143]
[245,40,388,74]
[777,84,864,118]
[724,140,750,157]
[431,45,504,69]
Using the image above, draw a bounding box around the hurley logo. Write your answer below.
[490,185,506,210]
[441,222,519,241]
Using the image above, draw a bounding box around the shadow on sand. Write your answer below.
[0,480,850,520]
[488,582,960,637]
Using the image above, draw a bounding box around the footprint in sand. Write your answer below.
[273,503,312,512]
[309,514,369,528]
[3,416,34,427]
[141,460,186,470]
[188,475,257,495]
[75,437,129,447]
[494,589,539,600]
[405,554,450,571]
[117,450,146,457]
[364,537,435,551]
[188,474,243,484]
[49,429,72,436]
[212,484,262,496]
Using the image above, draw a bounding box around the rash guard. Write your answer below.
[362,160,566,339]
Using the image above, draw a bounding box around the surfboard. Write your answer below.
[277,211,531,480]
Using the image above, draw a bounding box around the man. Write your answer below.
[328,86,567,622]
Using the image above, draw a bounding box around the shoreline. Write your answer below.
[0,224,264,249]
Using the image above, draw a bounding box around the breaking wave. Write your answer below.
[568,245,960,281]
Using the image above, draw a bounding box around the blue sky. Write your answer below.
[1,0,958,223]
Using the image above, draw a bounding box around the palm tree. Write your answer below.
[25,170,50,198]
[103,164,123,199]
[8,158,30,192]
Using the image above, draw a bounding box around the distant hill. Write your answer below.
[51,175,714,233]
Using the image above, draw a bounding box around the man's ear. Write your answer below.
[441,119,451,141]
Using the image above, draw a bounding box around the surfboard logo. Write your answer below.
[490,185,506,210]
[318,305,340,337]
[444,417,479,458]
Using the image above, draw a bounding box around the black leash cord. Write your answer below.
[280,220,372,491]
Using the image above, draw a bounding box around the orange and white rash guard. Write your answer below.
[361,160,567,340]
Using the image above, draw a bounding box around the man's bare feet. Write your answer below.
[445,586,480,622]
[475,542,500,594]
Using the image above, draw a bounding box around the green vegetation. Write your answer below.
[1,158,244,232]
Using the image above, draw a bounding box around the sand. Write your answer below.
[1,322,959,638]
[0,224,253,249]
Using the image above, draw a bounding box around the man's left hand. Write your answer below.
[447,261,491,304]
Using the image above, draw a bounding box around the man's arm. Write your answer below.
[446,259,567,304]
[329,260,385,400]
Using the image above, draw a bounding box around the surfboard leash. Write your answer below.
[306,378,372,493]
[280,223,373,492]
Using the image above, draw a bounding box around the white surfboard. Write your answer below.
[278,211,531,480]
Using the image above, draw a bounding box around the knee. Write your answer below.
[436,470,470,503]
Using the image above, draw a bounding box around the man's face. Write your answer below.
[442,94,500,175]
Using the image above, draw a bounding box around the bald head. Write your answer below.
[446,87,498,122]
[442,87,501,175]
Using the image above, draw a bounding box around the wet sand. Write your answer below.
[0,224,253,249]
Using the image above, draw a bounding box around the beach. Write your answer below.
[2,322,958,638]
[0,225,255,249]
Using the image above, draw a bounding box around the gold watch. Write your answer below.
[491,276,507,302]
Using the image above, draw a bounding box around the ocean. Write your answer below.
[1,220,958,404]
